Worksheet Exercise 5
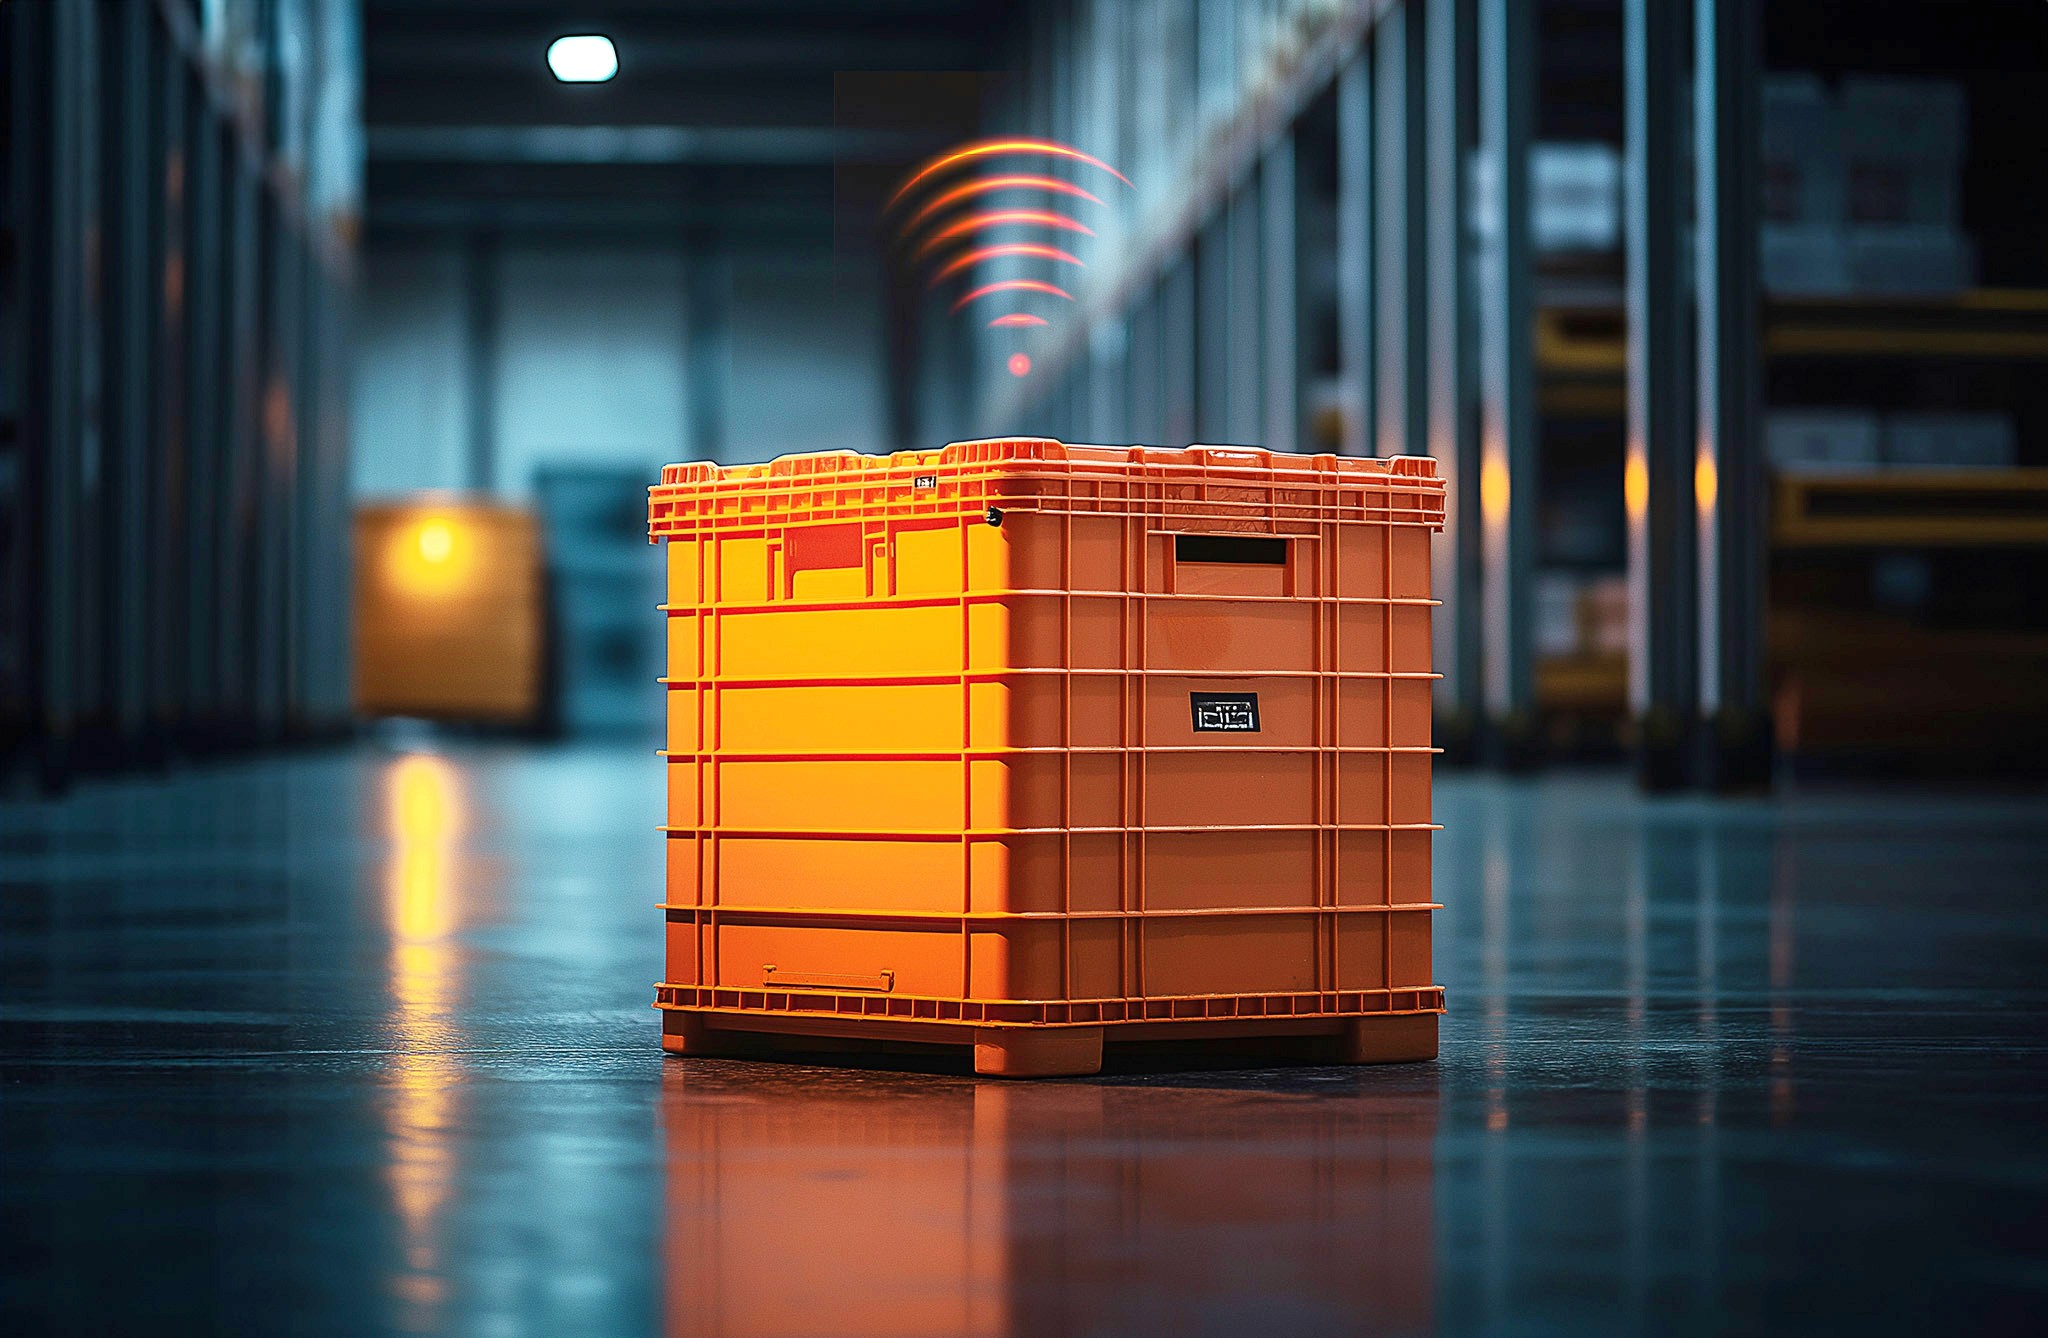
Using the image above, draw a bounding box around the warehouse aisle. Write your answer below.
[4,744,2045,1335]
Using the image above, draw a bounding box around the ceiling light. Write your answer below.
[548,35,617,83]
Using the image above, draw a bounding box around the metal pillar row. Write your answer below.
[2,0,358,791]
[1624,0,1696,789]
[1476,0,1538,764]
[1623,0,1772,791]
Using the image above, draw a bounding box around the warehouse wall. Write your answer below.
[496,245,690,494]
[351,238,890,498]
[353,241,469,496]
[728,252,889,459]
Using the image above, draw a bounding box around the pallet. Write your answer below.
[657,1006,1440,1078]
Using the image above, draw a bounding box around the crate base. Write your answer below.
[658,1006,1438,1077]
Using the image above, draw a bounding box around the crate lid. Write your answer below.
[657,438,1441,487]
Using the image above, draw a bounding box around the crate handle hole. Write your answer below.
[1175,534,1287,566]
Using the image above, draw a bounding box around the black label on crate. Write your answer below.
[913,473,938,489]
[1190,692,1260,732]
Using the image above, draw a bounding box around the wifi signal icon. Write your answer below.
[888,139,1131,378]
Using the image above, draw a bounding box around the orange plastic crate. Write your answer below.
[649,438,1446,1076]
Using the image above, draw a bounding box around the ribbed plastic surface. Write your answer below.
[649,438,1446,1075]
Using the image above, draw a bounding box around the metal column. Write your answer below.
[1262,132,1304,454]
[1336,52,1374,459]
[1476,0,1536,762]
[1625,0,1697,790]
[1696,0,1772,788]
[152,35,190,750]
[1426,0,1480,758]
[109,0,158,757]
[1374,1,1426,462]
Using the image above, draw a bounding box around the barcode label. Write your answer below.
[1190,692,1260,732]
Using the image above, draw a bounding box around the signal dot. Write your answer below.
[1008,353,1032,378]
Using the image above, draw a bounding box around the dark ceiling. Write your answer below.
[362,0,1024,237]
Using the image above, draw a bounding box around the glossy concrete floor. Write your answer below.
[4,740,2046,1337]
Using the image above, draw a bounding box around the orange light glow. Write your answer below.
[951,279,1073,314]
[1480,457,1511,526]
[888,138,1132,210]
[418,520,454,564]
[387,513,473,598]
[916,209,1095,260]
[988,313,1049,328]
[1008,353,1032,377]
[1624,454,1649,521]
[1694,449,1719,513]
[929,243,1083,286]
[903,175,1105,237]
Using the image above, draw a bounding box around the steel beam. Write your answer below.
[1696,0,1771,789]
[1374,1,1427,462]
[1476,0,1537,762]
[1426,0,1480,759]
[1625,0,1697,789]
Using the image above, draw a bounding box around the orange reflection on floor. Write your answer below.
[383,753,467,1321]
[658,1063,1436,1337]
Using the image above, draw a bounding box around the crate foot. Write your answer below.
[972,1026,1103,1078]
[660,1010,753,1058]
[1337,1014,1439,1064]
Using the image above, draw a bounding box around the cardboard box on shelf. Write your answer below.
[1762,223,1852,296]
[1766,409,1883,472]
[1532,141,1621,255]
[1841,78,1965,230]
[1883,413,2018,470]
[1533,571,1629,660]
[1535,572,1583,658]
[1763,74,1843,226]
[1580,575,1629,659]
[1843,226,1976,296]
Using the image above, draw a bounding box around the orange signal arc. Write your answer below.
[930,243,1084,286]
[903,175,1104,237]
[888,138,1132,210]
[988,313,1049,328]
[915,210,1094,261]
[951,279,1073,314]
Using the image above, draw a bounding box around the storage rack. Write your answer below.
[1,0,361,791]
[918,0,2048,786]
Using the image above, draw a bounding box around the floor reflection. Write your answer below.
[658,1062,1438,1338]
[7,746,2045,1335]
[382,751,469,1326]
